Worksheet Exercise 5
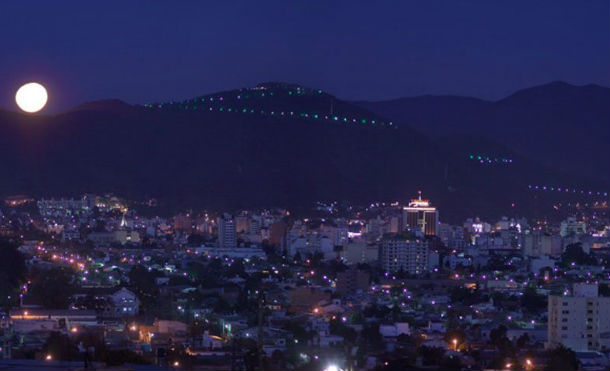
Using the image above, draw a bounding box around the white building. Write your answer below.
[287,230,334,259]
[548,284,610,351]
[380,238,430,275]
[523,231,563,257]
[202,245,266,259]
[341,240,379,264]
[560,217,587,237]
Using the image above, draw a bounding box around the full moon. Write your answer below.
[15,82,48,113]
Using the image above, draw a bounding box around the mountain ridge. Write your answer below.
[357,81,610,182]
[0,81,606,222]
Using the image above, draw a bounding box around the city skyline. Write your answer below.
[1,2,608,371]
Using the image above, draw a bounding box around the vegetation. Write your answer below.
[0,238,26,309]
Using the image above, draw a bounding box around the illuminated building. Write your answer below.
[4,195,35,207]
[380,238,430,275]
[217,213,237,249]
[173,213,193,232]
[9,309,98,332]
[548,284,610,351]
[235,215,249,233]
[402,192,439,236]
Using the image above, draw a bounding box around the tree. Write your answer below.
[561,243,596,267]
[417,346,445,366]
[42,332,78,361]
[489,325,512,353]
[187,233,206,245]
[225,258,246,278]
[450,287,480,306]
[0,238,26,309]
[29,267,75,309]
[545,345,578,371]
[329,318,357,343]
[128,265,163,314]
[517,333,530,348]
[362,323,383,348]
[439,355,462,370]
[284,321,313,344]
[521,287,547,313]
[186,262,220,288]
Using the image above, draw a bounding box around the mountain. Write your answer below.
[357,82,610,182]
[0,82,606,222]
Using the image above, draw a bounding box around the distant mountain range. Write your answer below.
[0,82,607,222]
[357,81,610,183]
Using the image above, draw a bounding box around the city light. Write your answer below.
[1,4,607,371]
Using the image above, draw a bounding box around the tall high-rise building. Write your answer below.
[548,283,610,351]
[235,215,249,234]
[217,213,236,249]
[402,192,439,236]
[379,238,430,275]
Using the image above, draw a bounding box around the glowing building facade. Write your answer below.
[402,192,439,236]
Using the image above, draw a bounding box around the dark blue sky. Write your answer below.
[1,1,608,112]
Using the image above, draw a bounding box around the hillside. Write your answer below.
[357,82,610,182]
[0,82,606,222]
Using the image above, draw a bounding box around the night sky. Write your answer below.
[1,1,608,112]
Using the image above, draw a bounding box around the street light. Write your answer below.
[452,338,458,351]
[324,365,339,371]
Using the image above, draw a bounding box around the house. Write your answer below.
[9,309,98,332]
[379,322,411,338]
[72,287,139,317]
[111,287,139,316]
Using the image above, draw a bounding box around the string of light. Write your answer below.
[528,185,608,197]
[468,154,513,164]
[144,87,395,128]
